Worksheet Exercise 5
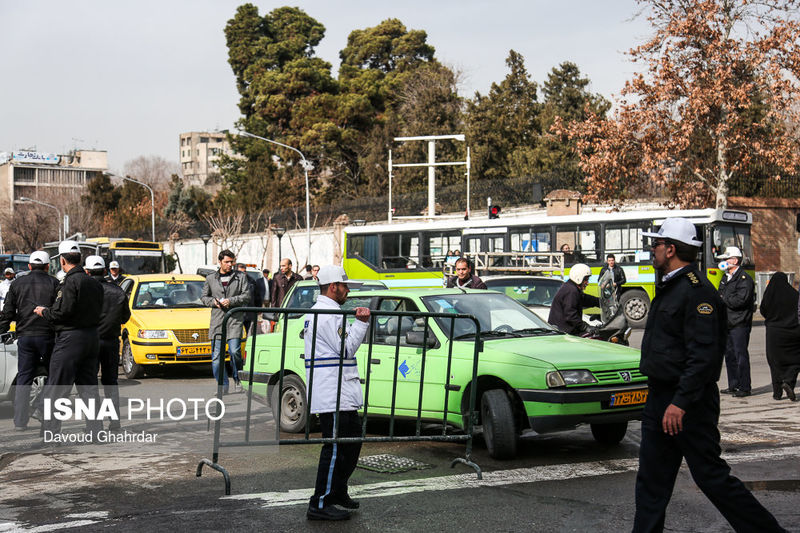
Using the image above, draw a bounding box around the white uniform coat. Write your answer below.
[304,295,368,414]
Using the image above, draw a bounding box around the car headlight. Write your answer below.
[546,370,597,387]
[138,329,168,339]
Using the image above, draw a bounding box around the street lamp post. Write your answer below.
[273,227,286,268]
[235,130,313,259]
[19,197,63,241]
[104,171,155,242]
[200,234,211,265]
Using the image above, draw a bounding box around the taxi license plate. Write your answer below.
[177,345,211,356]
[609,389,648,407]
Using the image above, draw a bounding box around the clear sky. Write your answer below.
[0,1,651,172]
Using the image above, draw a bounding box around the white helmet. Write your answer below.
[569,263,592,285]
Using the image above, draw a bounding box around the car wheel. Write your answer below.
[619,290,650,328]
[10,371,47,410]
[481,389,518,459]
[590,421,628,444]
[122,338,144,379]
[270,374,307,433]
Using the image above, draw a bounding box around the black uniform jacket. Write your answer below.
[599,264,627,286]
[96,276,131,339]
[640,266,727,410]
[0,270,60,337]
[445,274,487,289]
[718,268,755,329]
[105,274,127,286]
[548,280,600,335]
[42,267,104,332]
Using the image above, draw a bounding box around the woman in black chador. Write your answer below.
[759,272,800,401]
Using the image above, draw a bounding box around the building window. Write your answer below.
[200,137,209,143]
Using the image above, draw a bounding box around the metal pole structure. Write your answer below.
[105,171,155,242]
[200,235,211,265]
[236,131,312,259]
[427,140,436,219]
[19,197,62,241]
[466,146,471,220]
[388,150,393,223]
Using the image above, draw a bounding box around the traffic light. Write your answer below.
[489,205,502,219]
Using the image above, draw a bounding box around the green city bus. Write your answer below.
[342,208,754,327]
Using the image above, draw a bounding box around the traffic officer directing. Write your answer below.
[85,255,130,429]
[305,265,370,521]
[716,246,756,397]
[34,240,104,436]
[105,261,127,286]
[633,218,785,533]
[0,251,59,430]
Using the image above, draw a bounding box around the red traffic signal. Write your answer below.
[489,205,502,219]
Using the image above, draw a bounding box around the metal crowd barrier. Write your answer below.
[197,305,484,495]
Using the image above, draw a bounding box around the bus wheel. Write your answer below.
[620,290,650,328]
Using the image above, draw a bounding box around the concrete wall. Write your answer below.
[729,197,800,276]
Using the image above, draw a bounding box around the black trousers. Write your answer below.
[42,328,101,434]
[309,411,362,509]
[633,385,785,533]
[14,335,53,428]
[97,337,120,419]
[724,325,752,392]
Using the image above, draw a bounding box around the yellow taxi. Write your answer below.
[119,274,218,378]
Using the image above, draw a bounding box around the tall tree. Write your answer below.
[466,50,540,182]
[562,0,800,207]
[533,62,610,188]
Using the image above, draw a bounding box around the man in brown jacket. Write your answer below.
[270,258,304,308]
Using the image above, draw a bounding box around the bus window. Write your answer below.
[712,224,753,267]
[604,223,650,263]
[381,232,420,270]
[510,228,552,253]
[422,231,461,268]
[555,225,600,264]
[348,234,380,267]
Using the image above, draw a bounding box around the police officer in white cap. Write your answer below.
[716,246,756,397]
[33,240,104,436]
[105,260,126,286]
[305,265,370,521]
[0,251,59,430]
[633,218,784,532]
[85,255,130,429]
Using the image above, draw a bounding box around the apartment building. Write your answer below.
[0,149,108,213]
[179,132,231,191]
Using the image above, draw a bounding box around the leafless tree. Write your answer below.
[123,155,180,192]
[203,208,245,256]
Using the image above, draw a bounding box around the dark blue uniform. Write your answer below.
[93,274,131,427]
[718,269,756,393]
[41,267,104,434]
[633,266,784,532]
[0,269,59,429]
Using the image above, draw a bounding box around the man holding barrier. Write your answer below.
[304,265,370,521]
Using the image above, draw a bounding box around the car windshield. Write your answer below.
[484,278,563,307]
[284,282,387,309]
[133,280,205,309]
[420,292,558,340]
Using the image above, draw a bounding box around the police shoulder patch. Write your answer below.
[697,303,714,315]
[686,271,701,286]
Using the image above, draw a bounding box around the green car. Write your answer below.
[242,288,646,459]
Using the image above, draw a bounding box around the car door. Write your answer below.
[365,296,445,417]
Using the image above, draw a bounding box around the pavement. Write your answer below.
[0,325,798,532]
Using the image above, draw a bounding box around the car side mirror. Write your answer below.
[405,329,437,348]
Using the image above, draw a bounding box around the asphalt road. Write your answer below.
[1,325,799,532]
